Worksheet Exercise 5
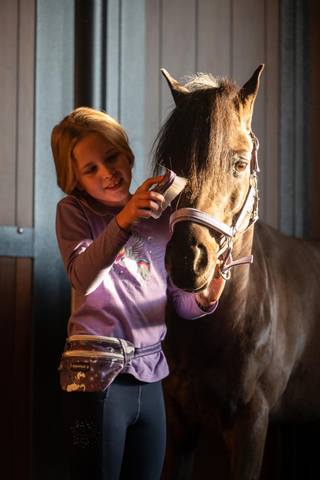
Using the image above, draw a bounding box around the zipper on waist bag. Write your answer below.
[63,350,123,360]
[68,335,120,344]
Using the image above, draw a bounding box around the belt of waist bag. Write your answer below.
[134,341,162,358]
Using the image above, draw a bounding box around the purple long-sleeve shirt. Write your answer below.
[56,190,217,382]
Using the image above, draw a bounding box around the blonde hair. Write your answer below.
[51,107,135,194]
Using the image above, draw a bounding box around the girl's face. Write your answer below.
[73,132,132,208]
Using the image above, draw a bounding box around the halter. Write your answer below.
[169,132,260,281]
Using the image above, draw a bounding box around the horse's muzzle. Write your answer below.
[165,225,218,292]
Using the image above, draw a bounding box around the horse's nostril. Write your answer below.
[194,243,208,273]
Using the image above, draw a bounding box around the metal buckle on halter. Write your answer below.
[219,267,232,281]
[217,235,230,258]
[250,172,257,188]
[217,237,233,280]
[248,172,259,226]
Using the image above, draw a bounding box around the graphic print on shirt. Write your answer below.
[115,232,151,280]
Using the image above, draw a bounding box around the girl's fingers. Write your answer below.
[132,190,165,205]
[132,199,161,212]
[136,175,165,193]
[135,208,155,218]
[116,182,166,231]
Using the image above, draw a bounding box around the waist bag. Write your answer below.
[58,335,135,393]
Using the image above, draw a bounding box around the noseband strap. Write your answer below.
[169,131,260,280]
[170,208,234,237]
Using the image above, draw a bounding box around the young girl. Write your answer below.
[52,107,225,480]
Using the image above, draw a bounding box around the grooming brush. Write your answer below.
[149,169,188,219]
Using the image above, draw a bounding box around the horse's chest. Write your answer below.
[194,332,271,416]
[170,341,262,425]
[165,310,272,422]
[198,354,256,400]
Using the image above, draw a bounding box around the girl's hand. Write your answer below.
[195,263,226,308]
[116,175,165,232]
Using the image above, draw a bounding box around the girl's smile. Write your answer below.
[73,133,132,207]
[105,177,122,190]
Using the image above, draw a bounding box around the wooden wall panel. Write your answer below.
[280,0,311,238]
[1,257,33,480]
[1,257,15,477]
[13,258,33,479]
[16,0,35,228]
[106,0,147,186]
[160,0,196,122]
[197,0,231,76]
[0,0,35,228]
[0,0,18,226]
[120,0,146,185]
[145,0,197,169]
[106,0,121,121]
[145,0,161,168]
[311,0,320,239]
[279,0,295,236]
[232,0,266,84]
[265,0,279,229]
[293,0,311,238]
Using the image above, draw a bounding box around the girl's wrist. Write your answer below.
[116,212,132,232]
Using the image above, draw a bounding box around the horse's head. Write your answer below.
[153,65,264,292]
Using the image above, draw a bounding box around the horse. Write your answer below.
[152,65,320,479]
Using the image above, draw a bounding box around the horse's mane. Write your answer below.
[152,73,239,199]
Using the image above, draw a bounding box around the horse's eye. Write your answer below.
[234,161,247,173]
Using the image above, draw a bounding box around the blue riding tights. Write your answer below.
[62,374,166,480]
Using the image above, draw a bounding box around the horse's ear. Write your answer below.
[161,68,190,106]
[238,64,265,130]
